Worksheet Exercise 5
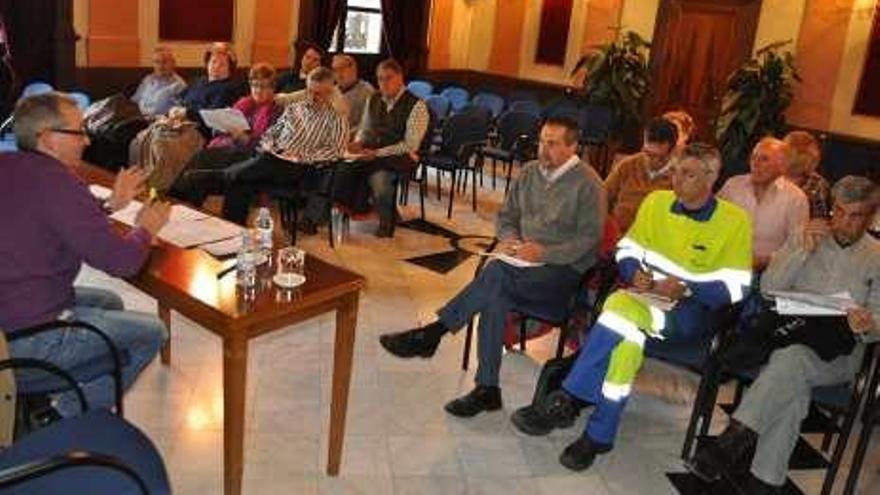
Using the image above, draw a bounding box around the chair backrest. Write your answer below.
[509,100,542,116]
[580,105,614,143]
[440,112,490,156]
[407,80,433,99]
[496,110,540,150]
[472,92,505,118]
[439,86,470,112]
[68,91,91,110]
[425,94,451,122]
[20,82,53,100]
[459,104,492,127]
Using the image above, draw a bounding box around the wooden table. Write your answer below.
[78,164,365,495]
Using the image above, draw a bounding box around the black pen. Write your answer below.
[216,263,237,279]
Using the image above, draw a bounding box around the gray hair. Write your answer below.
[831,176,878,206]
[306,66,334,86]
[13,92,78,151]
[756,136,793,166]
[678,142,722,177]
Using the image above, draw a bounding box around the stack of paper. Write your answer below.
[479,252,545,268]
[89,186,242,249]
[767,290,856,316]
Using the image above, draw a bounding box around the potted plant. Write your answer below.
[572,30,652,147]
[715,40,800,176]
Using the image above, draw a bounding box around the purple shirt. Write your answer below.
[0,152,152,330]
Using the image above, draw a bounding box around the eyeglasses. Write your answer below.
[45,127,89,137]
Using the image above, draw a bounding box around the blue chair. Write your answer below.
[508,100,542,116]
[20,81,54,99]
[6,321,127,426]
[0,351,169,495]
[478,110,540,192]
[0,410,170,495]
[471,92,505,119]
[425,94,451,123]
[407,80,434,99]
[440,86,470,113]
[69,91,92,110]
[421,112,489,218]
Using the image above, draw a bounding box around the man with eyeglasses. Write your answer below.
[0,92,170,417]
[604,117,679,231]
[510,143,753,472]
[221,66,347,225]
[689,176,879,494]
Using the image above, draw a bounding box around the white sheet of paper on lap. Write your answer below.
[478,252,545,268]
[623,289,677,312]
[199,108,250,134]
[768,290,856,316]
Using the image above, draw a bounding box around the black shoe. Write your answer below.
[298,218,318,235]
[510,390,582,436]
[559,436,612,472]
[444,386,502,418]
[687,420,758,483]
[379,326,442,358]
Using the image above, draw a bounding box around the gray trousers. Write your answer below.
[437,260,581,387]
[733,344,863,486]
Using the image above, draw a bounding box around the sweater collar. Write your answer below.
[671,196,718,222]
[539,155,579,183]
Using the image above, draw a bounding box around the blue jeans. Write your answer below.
[437,261,581,386]
[8,287,166,416]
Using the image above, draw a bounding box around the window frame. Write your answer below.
[329,0,384,55]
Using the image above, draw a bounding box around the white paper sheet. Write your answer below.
[199,236,242,257]
[768,290,856,316]
[479,252,545,268]
[199,108,250,134]
[623,289,677,312]
[89,184,113,200]
[158,216,242,248]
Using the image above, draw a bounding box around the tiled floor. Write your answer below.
[76,172,880,494]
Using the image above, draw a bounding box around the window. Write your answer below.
[329,0,384,54]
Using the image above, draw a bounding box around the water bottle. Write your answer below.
[236,230,256,290]
[330,206,344,245]
[255,207,274,252]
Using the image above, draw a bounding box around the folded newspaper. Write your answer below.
[766,290,857,316]
[478,252,545,268]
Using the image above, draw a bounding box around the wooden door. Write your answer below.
[649,0,762,141]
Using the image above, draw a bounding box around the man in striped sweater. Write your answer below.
[221,66,348,224]
[511,143,753,472]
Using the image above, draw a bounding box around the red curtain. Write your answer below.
[159,0,233,42]
[853,5,880,117]
[297,0,345,52]
[535,0,574,65]
[380,0,431,74]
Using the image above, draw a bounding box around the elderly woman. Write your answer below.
[175,42,247,136]
[169,63,283,207]
[131,45,186,117]
[784,130,831,217]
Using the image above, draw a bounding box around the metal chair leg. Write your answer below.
[462,318,475,370]
[447,169,456,219]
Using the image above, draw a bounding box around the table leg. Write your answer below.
[159,303,171,365]
[327,291,359,475]
[223,333,248,495]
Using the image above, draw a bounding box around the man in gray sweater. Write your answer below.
[380,116,606,417]
[689,175,879,494]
